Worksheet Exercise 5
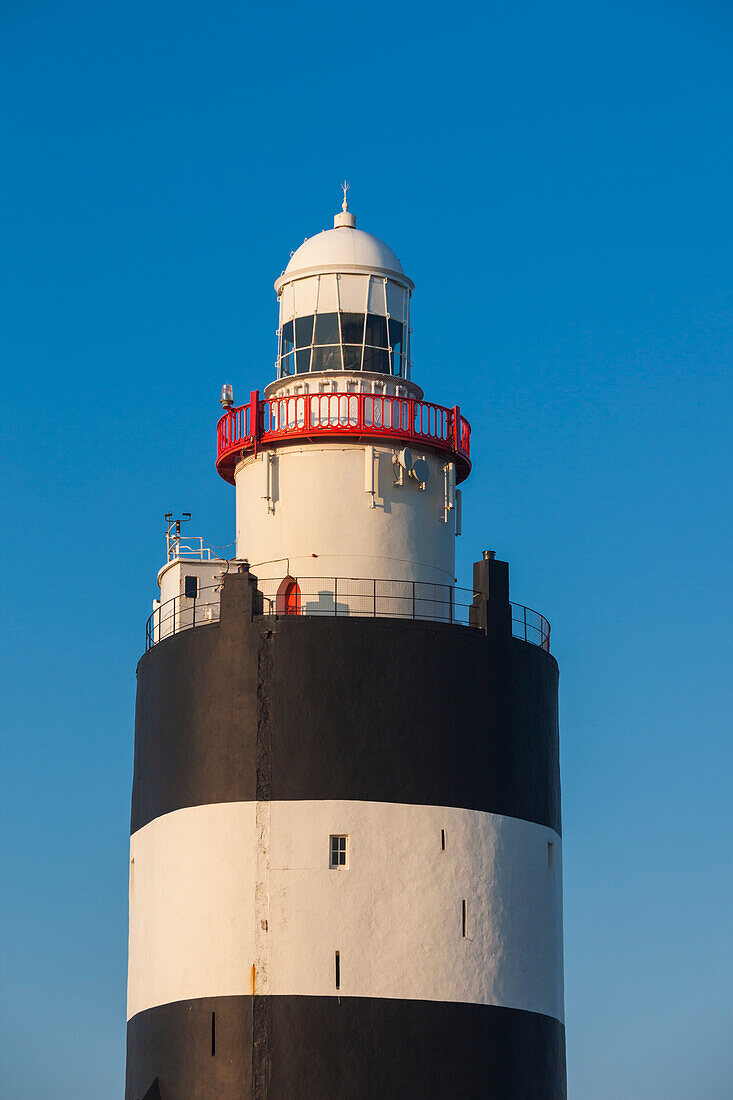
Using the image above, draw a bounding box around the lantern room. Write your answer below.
[273,204,414,380]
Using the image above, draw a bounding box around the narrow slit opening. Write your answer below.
[547,841,555,870]
[335,950,341,990]
[462,899,467,938]
[441,829,446,851]
[211,1011,216,1056]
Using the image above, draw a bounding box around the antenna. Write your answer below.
[164,512,192,561]
[341,180,350,212]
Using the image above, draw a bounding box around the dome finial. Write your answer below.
[334,181,356,229]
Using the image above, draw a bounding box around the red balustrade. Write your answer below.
[216,390,472,484]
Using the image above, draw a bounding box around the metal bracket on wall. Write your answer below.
[262,452,276,514]
[364,445,376,508]
[443,462,456,522]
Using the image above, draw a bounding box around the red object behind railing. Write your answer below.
[216,390,471,484]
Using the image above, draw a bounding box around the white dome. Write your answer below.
[275,225,413,292]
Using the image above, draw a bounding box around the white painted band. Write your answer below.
[127,801,564,1023]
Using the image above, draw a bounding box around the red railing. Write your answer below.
[216,390,471,484]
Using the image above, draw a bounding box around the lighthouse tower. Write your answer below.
[125,199,566,1099]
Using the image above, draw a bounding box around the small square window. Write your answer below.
[329,834,348,868]
[184,575,199,599]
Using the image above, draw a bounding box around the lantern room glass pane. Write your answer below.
[295,316,314,348]
[388,318,403,353]
[281,352,294,376]
[311,346,342,371]
[386,280,406,320]
[363,347,389,374]
[364,314,388,348]
[293,276,318,315]
[337,274,368,312]
[340,313,365,343]
[342,345,362,371]
[279,283,295,320]
[367,277,387,315]
[295,348,311,373]
[315,273,339,312]
[281,320,294,356]
[313,313,340,345]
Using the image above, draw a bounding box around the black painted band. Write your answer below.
[132,587,560,834]
[126,994,566,1100]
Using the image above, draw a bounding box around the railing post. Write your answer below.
[249,389,260,443]
[334,577,338,616]
[412,580,416,620]
[523,604,527,643]
[373,577,377,617]
[451,404,461,451]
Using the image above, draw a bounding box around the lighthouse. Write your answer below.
[125,197,566,1099]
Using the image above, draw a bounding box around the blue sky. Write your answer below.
[1,1,732,1096]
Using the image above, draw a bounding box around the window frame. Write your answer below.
[329,834,349,869]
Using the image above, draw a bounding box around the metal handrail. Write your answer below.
[144,577,550,654]
[167,537,218,562]
[510,602,551,652]
[256,576,477,627]
[216,390,471,484]
[145,584,222,650]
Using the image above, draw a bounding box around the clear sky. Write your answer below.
[1,1,731,1096]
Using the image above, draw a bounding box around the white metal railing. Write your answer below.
[166,536,218,563]
[147,584,222,647]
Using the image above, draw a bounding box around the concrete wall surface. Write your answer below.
[234,442,456,584]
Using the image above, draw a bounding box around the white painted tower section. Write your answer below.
[235,436,457,586]
[128,800,563,1023]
